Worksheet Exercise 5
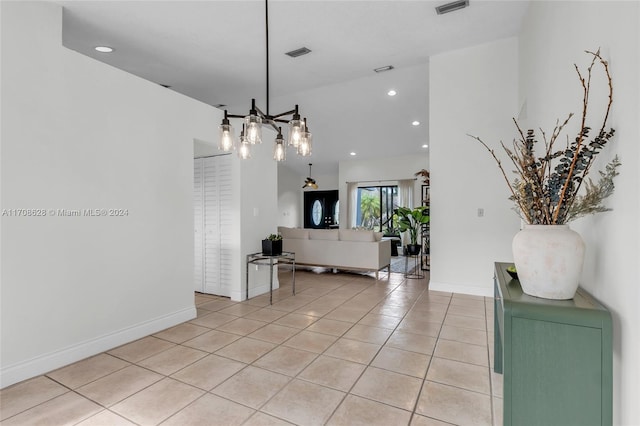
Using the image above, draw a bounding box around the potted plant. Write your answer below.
[470,49,621,300]
[394,206,430,256]
[262,233,283,256]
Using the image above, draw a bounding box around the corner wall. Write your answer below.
[0,2,219,387]
[429,37,521,296]
[518,2,639,423]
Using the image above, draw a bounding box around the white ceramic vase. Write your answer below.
[512,224,585,300]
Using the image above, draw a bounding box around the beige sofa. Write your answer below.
[278,227,391,279]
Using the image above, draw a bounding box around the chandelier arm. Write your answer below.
[266,121,280,133]
[272,118,291,124]
[226,113,246,119]
[254,105,268,119]
[271,109,297,119]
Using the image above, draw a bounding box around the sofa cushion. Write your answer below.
[339,229,376,242]
[279,227,309,240]
[309,229,340,240]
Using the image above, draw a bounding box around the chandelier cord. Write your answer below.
[265,0,270,116]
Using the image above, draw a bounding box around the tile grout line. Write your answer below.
[407,284,453,425]
[242,273,403,422]
[319,273,421,424]
[5,271,497,426]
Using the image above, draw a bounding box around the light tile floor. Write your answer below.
[0,270,503,426]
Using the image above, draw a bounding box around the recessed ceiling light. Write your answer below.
[412,121,421,126]
[350,152,356,156]
[422,144,429,148]
[387,90,397,96]
[94,46,113,53]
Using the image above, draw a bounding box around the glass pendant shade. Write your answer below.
[273,140,286,161]
[218,110,236,152]
[297,119,312,156]
[238,140,251,159]
[273,128,286,161]
[288,119,303,147]
[245,115,262,144]
[244,101,262,144]
[287,105,303,147]
[237,125,251,159]
[297,131,312,157]
[218,123,235,151]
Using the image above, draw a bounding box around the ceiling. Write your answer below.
[59,0,530,176]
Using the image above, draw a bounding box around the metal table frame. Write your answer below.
[404,253,425,279]
[245,251,296,304]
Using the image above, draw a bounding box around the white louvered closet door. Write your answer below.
[216,155,233,296]
[194,159,204,292]
[194,155,232,297]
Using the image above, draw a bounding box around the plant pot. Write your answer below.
[512,225,585,300]
[406,244,422,256]
[262,239,282,256]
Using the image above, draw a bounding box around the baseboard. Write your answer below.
[428,280,493,297]
[232,281,281,302]
[0,306,196,389]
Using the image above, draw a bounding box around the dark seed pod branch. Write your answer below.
[470,49,621,225]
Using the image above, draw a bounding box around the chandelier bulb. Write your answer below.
[273,127,286,161]
[244,100,262,145]
[297,118,312,157]
[237,124,251,159]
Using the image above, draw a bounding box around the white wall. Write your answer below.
[278,165,304,228]
[0,2,220,387]
[338,155,428,228]
[519,2,639,424]
[237,141,279,301]
[429,38,521,296]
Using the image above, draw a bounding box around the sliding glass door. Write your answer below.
[356,186,398,233]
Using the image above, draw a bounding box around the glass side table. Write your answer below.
[245,251,296,304]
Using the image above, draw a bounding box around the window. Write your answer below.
[356,186,398,233]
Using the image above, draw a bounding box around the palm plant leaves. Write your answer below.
[394,206,429,245]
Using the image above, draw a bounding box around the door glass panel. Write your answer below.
[356,186,398,232]
[312,200,323,226]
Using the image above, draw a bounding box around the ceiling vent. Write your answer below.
[285,47,312,58]
[373,65,394,73]
[435,0,469,15]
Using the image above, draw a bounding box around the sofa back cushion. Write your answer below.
[279,227,309,240]
[309,229,340,240]
[339,229,376,242]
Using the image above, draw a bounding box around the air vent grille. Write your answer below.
[436,0,469,15]
[285,47,311,58]
[373,65,395,73]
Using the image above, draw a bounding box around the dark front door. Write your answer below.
[304,190,339,229]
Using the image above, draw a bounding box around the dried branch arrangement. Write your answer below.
[470,49,621,225]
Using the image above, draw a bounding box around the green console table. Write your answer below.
[494,262,612,426]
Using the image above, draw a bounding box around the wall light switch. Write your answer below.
[477,208,485,217]
[253,207,259,217]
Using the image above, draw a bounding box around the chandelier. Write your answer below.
[218,0,312,162]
